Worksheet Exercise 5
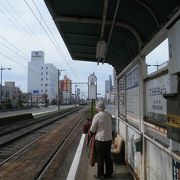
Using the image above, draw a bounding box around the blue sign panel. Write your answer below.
[33,90,39,94]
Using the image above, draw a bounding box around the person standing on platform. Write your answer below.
[90,100,113,179]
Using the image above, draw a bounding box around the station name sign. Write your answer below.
[88,74,97,100]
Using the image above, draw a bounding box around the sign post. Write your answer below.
[88,73,97,118]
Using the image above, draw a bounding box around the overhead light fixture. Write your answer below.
[96,40,106,64]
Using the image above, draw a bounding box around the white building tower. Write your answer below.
[28,51,58,104]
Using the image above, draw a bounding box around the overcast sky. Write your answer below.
[0,0,168,96]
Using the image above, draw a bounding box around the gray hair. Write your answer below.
[96,100,106,111]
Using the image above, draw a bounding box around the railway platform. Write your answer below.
[0,105,134,180]
[75,134,134,180]
[66,135,134,180]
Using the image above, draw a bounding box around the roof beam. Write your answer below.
[64,33,99,39]
[65,33,135,57]
[54,16,143,47]
[73,52,96,58]
[65,33,136,56]
[103,0,120,64]
[141,7,180,56]
[54,16,101,23]
[69,44,96,49]
[111,37,135,57]
[73,54,122,72]
[133,0,160,26]
[114,21,142,48]
[101,0,109,38]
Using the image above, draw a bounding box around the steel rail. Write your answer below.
[0,108,81,166]
[0,107,77,136]
[35,110,86,180]
[0,108,80,148]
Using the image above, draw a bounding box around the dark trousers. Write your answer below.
[95,140,113,177]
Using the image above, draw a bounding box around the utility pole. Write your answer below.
[72,82,88,106]
[0,66,11,101]
[75,85,78,105]
[58,69,66,111]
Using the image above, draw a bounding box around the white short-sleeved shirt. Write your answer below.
[90,111,112,141]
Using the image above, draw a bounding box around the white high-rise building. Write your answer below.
[28,51,58,104]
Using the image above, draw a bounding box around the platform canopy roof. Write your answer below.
[44,0,180,73]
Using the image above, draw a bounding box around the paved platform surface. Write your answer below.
[76,135,134,180]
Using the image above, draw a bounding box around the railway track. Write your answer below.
[0,107,80,148]
[36,109,84,180]
[0,107,77,136]
[0,107,81,164]
[0,107,88,179]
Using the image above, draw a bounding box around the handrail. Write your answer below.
[117,116,141,134]
[116,115,180,161]
[143,133,180,161]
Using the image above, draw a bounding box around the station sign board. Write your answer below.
[146,73,180,142]
[146,74,170,127]
[146,74,169,116]
[88,74,97,100]
[126,64,140,125]
[119,76,126,119]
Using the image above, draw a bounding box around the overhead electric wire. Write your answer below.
[27,0,78,80]
[0,1,63,88]
[0,1,61,82]
[0,35,30,59]
[25,0,80,81]
[0,51,29,70]
[0,41,29,62]
[0,36,60,84]
[5,0,45,49]
[0,41,60,85]
[0,40,57,82]
[23,0,64,67]
[0,50,58,85]
[1,0,80,82]
[0,1,43,50]
[31,0,81,81]
[0,0,81,87]
[31,0,60,51]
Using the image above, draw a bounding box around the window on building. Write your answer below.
[41,78,43,81]
[41,90,43,92]
[46,89,48,92]
[46,78,48,80]
[45,84,48,86]
[46,72,48,75]
[41,84,43,86]
[41,72,43,75]
[46,67,48,69]
[41,67,43,69]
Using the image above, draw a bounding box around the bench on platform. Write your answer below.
[111,134,125,164]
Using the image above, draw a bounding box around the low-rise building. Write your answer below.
[0,81,22,108]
